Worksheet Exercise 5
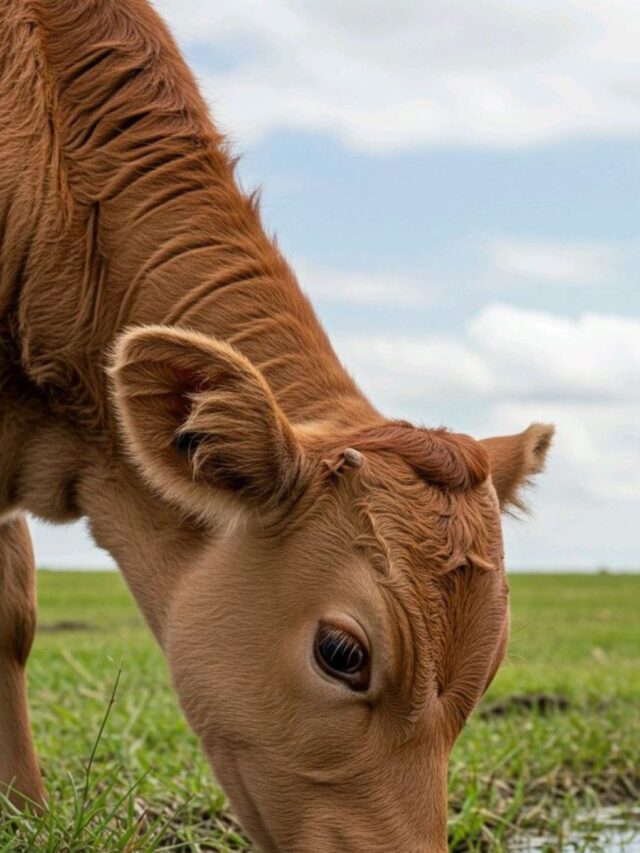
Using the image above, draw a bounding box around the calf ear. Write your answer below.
[110,325,306,518]
[480,423,554,512]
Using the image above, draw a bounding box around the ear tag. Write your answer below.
[325,447,365,475]
[343,447,364,469]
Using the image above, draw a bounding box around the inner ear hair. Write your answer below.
[173,431,208,461]
[529,424,554,471]
[110,325,308,515]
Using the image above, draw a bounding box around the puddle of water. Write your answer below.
[515,808,640,852]
[516,829,640,852]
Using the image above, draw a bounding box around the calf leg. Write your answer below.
[0,515,45,808]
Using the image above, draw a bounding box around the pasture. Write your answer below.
[3,571,639,852]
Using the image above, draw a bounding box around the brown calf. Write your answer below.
[0,1,553,849]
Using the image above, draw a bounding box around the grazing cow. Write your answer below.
[0,1,553,850]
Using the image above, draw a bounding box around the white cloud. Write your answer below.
[296,263,428,306]
[153,0,640,152]
[484,238,617,285]
[338,334,494,399]
[333,304,640,568]
[337,304,640,403]
[469,304,640,400]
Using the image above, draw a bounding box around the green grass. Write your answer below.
[3,572,639,851]
[448,574,640,850]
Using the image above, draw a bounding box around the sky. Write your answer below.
[31,0,640,571]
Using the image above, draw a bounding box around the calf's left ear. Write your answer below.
[480,423,554,512]
[109,325,306,518]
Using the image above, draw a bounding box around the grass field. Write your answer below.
[2,572,639,851]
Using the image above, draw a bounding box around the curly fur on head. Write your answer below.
[338,421,490,491]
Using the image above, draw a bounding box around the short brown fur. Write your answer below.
[0,1,553,849]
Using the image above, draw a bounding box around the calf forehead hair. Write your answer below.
[320,424,504,722]
[341,422,490,492]
[320,421,496,576]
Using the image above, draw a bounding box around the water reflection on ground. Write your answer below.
[515,808,640,852]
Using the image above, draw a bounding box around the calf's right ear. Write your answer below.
[480,423,554,513]
[109,325,306,519]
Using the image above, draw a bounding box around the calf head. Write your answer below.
[111,325,553,853]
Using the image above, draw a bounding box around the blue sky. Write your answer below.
[31,0,640,570]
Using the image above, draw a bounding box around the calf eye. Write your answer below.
[314,622,370,691]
